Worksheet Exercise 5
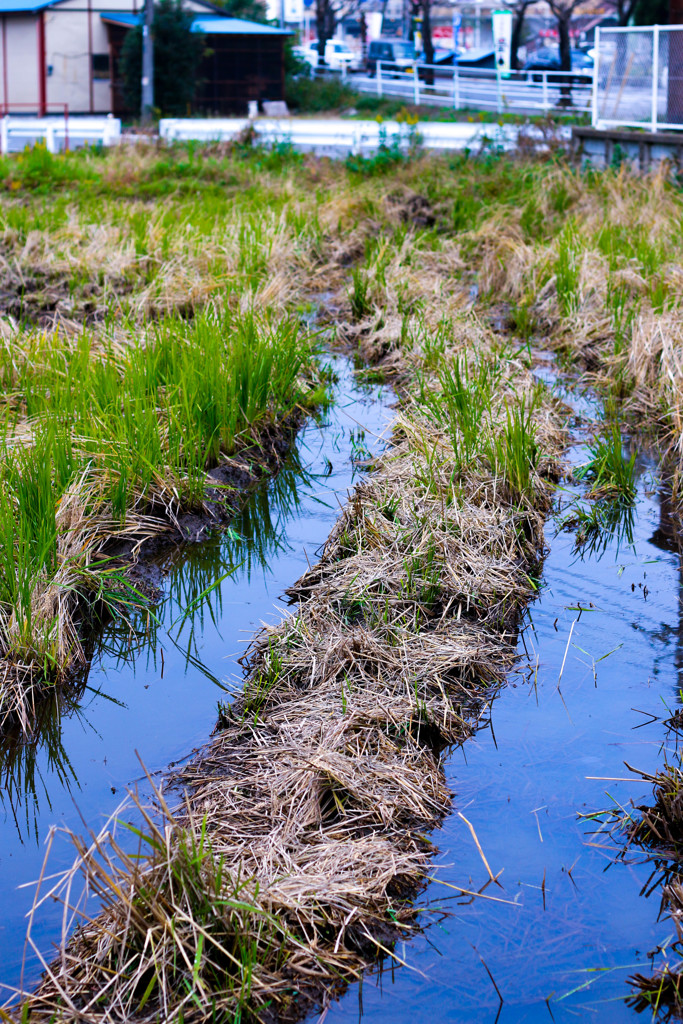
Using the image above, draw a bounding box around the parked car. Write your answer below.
[366,39,415,77]
[415,47,456,66]
[522,47,593,84]
[413,47,496,80]
[296,39,360,71]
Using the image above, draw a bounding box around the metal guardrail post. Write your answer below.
[453,66,460,109]
[0,116,7,155]
[592,27,600,127]
[542,71,549,113]
[377,61,382,98]
[496,68,502,114]
[414,65,420,105]
[651,24,659,131]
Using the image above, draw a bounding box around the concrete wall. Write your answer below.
[48,0,145,113]
[0,14,41,110]
[573,126,683,171]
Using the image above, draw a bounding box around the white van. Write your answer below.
[299,39,358,71]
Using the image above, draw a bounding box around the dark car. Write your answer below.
[522,47,593,85]
[416,48,496,70]
[414,47,496,81]
[366,39,415,76]
[415,47,456,65]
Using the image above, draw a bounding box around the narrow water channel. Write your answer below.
[0,355,396,998]
[323,355,683,1023]
[2,349,682,1022]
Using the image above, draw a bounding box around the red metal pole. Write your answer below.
[38,11,46,115]
[87,0,93,112]
[2,18,8,112]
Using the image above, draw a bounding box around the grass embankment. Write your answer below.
[0,146,335,734]
[6,142,683,1018]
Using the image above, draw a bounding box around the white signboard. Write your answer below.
[284,0,303,21]
[366,12,383,41]
[492,9,513,74]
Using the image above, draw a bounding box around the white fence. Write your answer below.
[593,24,683,131]
[0,115,121,154]
[354,61,593,115]
[159,116,568,156]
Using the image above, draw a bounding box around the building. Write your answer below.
[0,0,290,115]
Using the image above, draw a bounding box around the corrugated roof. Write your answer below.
[190,15,290,33]
[100,10,139,26]
[100,10,290,33]
[0,0,58,11]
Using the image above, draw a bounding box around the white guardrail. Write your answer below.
[159,117,570,155]
[345,60,593,115]
[0,115,121,154]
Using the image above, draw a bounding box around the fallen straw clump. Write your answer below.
[18,314,564,1022]
[592,759,683,1012]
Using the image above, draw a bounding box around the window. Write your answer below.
[92,53,110,80]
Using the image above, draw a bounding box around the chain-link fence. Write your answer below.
[594,25,683,131]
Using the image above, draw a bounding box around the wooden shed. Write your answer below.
[102,11,290,116]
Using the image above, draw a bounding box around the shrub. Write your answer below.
[120,0,206,117]
[285,74,356,113]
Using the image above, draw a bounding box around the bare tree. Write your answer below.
[314,0,359,64]
[607,0,638,24]
[508,0,538,69]
[420,0,435,83]
[546,0,586,69]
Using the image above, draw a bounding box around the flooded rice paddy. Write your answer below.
[1,351,682,1021]
[326,357,683,1022]
[0,355,395,997]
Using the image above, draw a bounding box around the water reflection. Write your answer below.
[0,442,326,838]
[0,701,79,843]
[563,497,636,560]
[0,353,396,995]
[319,378,683,1023]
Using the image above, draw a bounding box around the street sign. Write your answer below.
[492,9,512,74]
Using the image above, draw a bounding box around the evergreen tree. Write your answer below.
[211,0,268,22]
[120,0,205,117]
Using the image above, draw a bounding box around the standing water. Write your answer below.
[322,355,683,1022]
[0,355,395,997]
[1,351,682,1022]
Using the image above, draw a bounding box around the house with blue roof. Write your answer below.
[0,0,290,116]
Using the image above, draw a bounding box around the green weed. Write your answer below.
[575,422,636,502]
[485,393,540,503]
[555,221,582,316]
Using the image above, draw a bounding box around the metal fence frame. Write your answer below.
[316,61,592,115]
[592,24,683,132]
[367,61,592,114]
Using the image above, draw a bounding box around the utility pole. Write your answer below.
[141,0,154,123]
